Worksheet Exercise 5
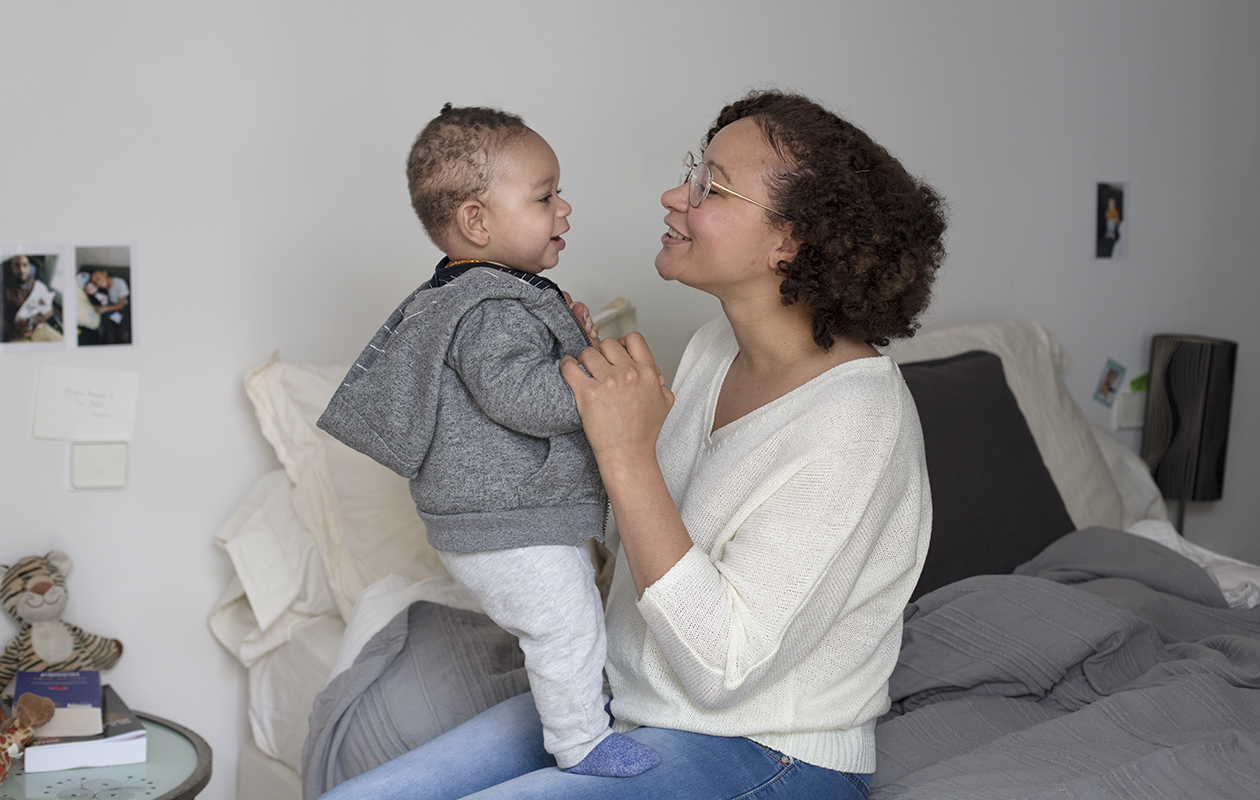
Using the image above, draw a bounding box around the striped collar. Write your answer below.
[424,257,564,298]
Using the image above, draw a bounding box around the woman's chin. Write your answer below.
[653,250,681,281]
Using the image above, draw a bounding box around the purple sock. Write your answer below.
[562,733,661,777]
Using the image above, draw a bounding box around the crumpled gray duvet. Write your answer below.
[871,527,1260,799]
[301,600,529,800]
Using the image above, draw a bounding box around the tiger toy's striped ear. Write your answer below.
[45,550,73,579]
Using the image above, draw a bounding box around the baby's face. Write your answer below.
[477,130,572,274]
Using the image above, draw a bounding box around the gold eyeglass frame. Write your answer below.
[682,151,790,219]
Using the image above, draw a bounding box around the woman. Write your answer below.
[320,89,946,800]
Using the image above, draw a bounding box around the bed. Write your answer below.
[209,315,1260,800]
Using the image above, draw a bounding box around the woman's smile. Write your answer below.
[662,225,690,243]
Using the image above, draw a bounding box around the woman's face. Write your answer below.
[654,117,793,298]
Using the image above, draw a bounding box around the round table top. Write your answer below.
[1,712,212,800]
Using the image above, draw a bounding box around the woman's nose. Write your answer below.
[662,182,689,211]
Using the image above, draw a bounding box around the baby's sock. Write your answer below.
[562,733,661,778]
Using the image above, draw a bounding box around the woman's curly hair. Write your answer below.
[704,91,948,348]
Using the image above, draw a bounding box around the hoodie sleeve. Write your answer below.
[447,298,584,438]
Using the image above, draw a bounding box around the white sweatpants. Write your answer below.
[438,544,611,769]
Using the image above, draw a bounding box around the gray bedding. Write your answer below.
[302,529,1260,799]
[301,600,529,800]
[872,528,1260,799]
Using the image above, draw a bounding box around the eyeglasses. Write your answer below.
[680,151,790,219]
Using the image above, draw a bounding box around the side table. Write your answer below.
[1,712,212,800]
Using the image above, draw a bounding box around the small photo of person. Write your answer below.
[2,253,65,344]
[1096,183,1125,259]
[76,246,133,346]
[1094,359,1126,408]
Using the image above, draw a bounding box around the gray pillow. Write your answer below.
[301,600,529,799]
[900,350,1077,600]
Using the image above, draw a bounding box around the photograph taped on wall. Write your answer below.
[76,245,135,347]
[1096,182,1126,259]
[1094,358,1126,407]
[1,246,71,353]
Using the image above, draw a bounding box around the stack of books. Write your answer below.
[9,670,147,773]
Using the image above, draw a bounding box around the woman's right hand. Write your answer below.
[562,334,689,596]
[560,333,673,476]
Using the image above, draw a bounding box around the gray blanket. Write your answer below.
[301,601,529,800]
[872,528,1260,799]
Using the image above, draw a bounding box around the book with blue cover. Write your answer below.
[13,670,103,738]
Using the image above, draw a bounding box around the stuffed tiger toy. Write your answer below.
[0,551,123,693]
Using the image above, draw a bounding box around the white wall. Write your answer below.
[2,2,1257,797]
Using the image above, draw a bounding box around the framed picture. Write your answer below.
[76,245,135,347]
[1,246,71,353]
[1096,183,1125,259]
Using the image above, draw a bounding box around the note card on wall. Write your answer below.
[32,365,140,441]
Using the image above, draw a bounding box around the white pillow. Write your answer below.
[1089,425,1167,523]
[885,320,1132,532]
[245,355,450,621]
[210,470,338,667]
[248,613,346,772]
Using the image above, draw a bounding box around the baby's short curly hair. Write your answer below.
[406,104,530,251]
[705,91,948,349]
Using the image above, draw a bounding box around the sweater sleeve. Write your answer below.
[447,298,584,438]
[635,400,927,711]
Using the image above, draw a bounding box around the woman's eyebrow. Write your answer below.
[707,159,735,185]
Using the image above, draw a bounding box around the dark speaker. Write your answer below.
[1141,335,1237,509]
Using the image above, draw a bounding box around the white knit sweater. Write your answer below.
[604,317,931,773]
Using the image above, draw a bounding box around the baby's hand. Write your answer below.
[563,292,600,344]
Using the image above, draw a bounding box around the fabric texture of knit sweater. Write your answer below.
[604,317,932,774]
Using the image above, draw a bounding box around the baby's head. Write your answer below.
[407,104,571,274]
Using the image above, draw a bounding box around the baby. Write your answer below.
[318,105,659,778]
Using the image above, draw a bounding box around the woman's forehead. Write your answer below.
[703,118,782,184]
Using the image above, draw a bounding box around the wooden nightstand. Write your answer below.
[1,712,212,800]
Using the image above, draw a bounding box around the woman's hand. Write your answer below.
[562,333,688,597]
[561,333,673,474]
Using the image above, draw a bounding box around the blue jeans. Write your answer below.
[319,692,871,799]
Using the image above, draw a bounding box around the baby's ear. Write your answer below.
[454,200,491,247]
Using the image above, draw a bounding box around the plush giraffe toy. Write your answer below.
[0,692,56,784]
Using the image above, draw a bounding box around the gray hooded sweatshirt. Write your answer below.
[317,265,606,553]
